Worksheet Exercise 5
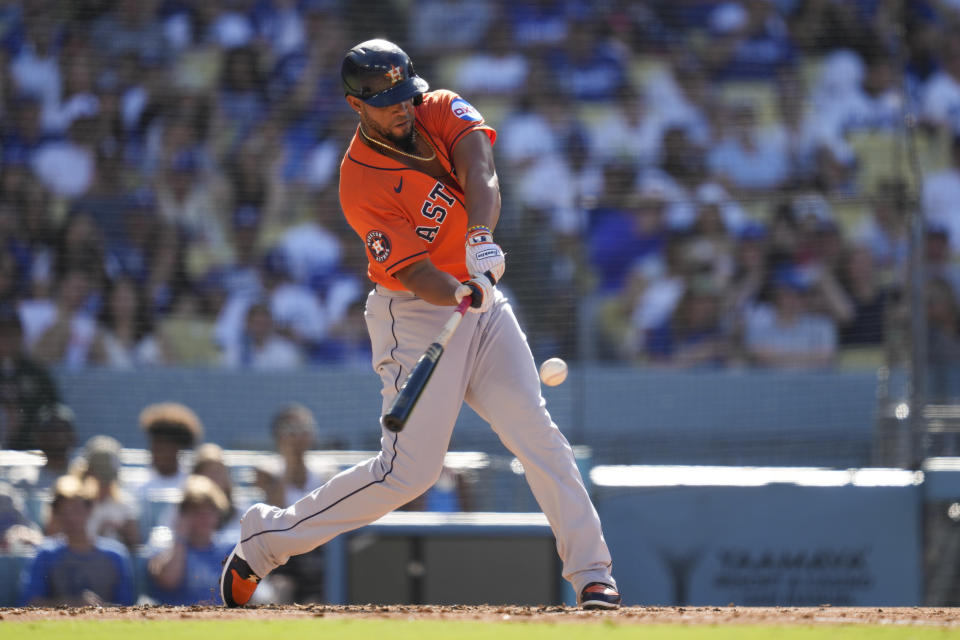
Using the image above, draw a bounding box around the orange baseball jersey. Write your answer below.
[339,90,496,290]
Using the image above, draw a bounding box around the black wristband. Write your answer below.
[465,281,484,308]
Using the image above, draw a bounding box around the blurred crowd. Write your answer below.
[0,398,473,606]
[0,0,957,377]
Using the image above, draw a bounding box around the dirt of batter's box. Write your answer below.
[1,605,959,626]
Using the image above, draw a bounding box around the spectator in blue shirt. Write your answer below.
[706,0,796,80]
[548,19,627,102]
[19,474,136,606]
[146,474,234,605]
[588,183,669,293]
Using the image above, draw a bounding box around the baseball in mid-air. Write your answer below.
[539,357,568,386]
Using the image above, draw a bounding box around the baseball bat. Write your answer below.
[381,296,472,432]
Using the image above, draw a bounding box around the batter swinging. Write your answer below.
[220,39,620,610]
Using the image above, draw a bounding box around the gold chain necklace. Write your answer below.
[359,125,436,162]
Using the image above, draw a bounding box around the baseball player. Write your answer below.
[220,39,619,610]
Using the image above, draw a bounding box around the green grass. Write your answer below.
[2,619,960,640]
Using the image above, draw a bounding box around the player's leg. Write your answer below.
[464,291,617,601]
[224,291,476,604]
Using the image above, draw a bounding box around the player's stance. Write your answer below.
[220,39,620,610]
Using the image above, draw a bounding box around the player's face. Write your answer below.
[361,99,416,146]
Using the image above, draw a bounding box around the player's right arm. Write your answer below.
[395,258,493,313]
[395,259,462,306]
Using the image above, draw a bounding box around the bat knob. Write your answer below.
[381,414,404,432]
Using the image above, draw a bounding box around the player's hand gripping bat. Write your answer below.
[381,296,472,432]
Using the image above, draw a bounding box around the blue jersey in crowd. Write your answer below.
[19,536,136,606]
[149,541,235,606]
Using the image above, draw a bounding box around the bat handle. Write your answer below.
[455,295,472,314]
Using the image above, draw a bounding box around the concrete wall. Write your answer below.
[55,366,880,467]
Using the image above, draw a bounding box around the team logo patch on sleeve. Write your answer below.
[366,230,392,263]
[451,97,482,122]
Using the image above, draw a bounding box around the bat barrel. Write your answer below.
[381,343,444,432]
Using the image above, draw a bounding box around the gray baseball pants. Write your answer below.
[238,286,615,594]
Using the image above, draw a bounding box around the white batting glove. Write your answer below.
[465,226,505,284]
[454,275,495,314]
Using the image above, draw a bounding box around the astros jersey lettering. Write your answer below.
[340,90,495,289]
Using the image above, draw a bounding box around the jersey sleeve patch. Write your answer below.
[450,97,482,122]
[365,230,392,263]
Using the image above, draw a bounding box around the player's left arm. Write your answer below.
[454,129,506,283]
[454,129,500,232]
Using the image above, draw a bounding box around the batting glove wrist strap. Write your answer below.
[465,228,505,285]
[455,274,495,313]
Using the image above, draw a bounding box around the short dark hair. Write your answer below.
[270,403,317,440]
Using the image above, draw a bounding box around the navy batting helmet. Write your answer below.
[341,39,429,107]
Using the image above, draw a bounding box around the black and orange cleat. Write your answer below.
[579,582,621,610]
[220,543,260,607]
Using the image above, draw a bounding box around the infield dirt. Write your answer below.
[1,605,959,627]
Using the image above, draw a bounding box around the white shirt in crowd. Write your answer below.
[17,299,98,369]
[922,70,960,131]
[221,335,302,370]
[30,141,95,198]
[922,167,960,255]
[454,53,529,95]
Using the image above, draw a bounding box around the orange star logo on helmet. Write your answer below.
[385,64,403,85]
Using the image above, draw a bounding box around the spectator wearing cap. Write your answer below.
[132,402,204,535]
[548,18,627,102]
[19,475,135,606]
[922,135,960,256]
[809,46,902,155]
[645,279,731,368]
[704,0,796,81]
[744,267,838,369]
[80,435,140,550]
[0,307,60,450]
[146,474,234,605]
